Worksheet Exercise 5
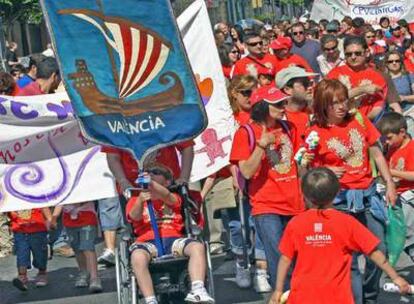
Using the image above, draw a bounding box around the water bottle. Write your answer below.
[383,282,414,294]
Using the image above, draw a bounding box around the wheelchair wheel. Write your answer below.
[115,245,134,304]
[205,241,215,300]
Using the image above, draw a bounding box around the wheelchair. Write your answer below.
[115,184,215,304]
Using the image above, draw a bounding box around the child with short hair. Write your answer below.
[269,167,410,304]
[127,164,214,304]
[378,112,414,261]
[8,207,52,291]
[52,202,102,293]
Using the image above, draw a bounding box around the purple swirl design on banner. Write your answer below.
[3,134,99,203]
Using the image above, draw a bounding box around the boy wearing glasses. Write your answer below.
[127,165,214,304]
[232,31,276,79]
[327,36,387,122]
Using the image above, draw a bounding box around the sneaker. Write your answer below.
[97,248,115,266]
[75,271,89,288]
[89,278,103,293]
[35,273,48,287]
[12,275,28,291]
[209,243,224,255]
[253,270,272,293]
[53,245,75,258]
[235,263,251,289]
[185,287,215,303]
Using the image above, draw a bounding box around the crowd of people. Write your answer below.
[2,13,414,304]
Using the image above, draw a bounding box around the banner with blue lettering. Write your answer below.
[41,0,207,164]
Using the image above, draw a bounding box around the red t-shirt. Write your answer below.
[234,110,251,126]
[102,140,194,184]
[230,121,304,216]
[8,209,47,233]
[222,65,234,79]
[273,54,314,74]
[368,44,385,56]
[404,48,414,73]
[279,209,379,304]
[16,81,44,96]
[126,193,184,242]
[306,114,380,189]
[62,202,98,228]
[387,140,414,194]
[232,54,276,78]
[285,109,309,144]
[327,65,387,118]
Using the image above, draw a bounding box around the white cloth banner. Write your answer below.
[178,0,236,182]
[0,93,117,212]
[310,0,414,25]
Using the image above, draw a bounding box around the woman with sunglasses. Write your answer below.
[317,34,344,76]
[327,36,387,122]
[230,87,304,290]
[385,51,414,114]
[218,43,240,80]
[306,79,397,304]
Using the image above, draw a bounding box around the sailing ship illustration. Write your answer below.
[58,9,184,116]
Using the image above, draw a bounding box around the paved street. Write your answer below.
[1,248,414,304]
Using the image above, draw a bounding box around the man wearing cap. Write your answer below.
[276,66,318,137]
[232,31,276,79]
[230,86,304,289]
[270,36,313,74]
[290,22,322,74]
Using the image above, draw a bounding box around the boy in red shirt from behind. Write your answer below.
[127,164,214,304]
[8,207,52,291]
[270,167,410,304]
[52,202,102,293]
[378,112,414,261]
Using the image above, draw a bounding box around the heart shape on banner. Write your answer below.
[195,74,214,106]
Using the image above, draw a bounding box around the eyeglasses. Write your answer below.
[387,59,401,64]
[365,35,375,39]
[238,89,253,97]
[323,45,338,52]
[230,50,240,54]
[292,31,304,36]
[344,51,364,58]
[247,41,263,47]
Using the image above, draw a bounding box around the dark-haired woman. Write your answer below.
[218,43,240,80]
[306,79,397,304]
[230,88,304,289]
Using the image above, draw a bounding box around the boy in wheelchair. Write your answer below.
[126,164,214,304]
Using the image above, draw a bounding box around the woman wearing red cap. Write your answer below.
[230,86,305,289]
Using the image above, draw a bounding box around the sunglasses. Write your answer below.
[247,41,263,47]
[230,50,240,54]
[270,99,287,108]
[327,30,338,33]
[387,59,401,64]
[365,35,375,39]
[323,45,338,52]
[238,89,253,97]
[292,31,304,36]
[344,51,364,58]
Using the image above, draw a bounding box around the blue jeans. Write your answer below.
[14,231,48,270]
[227,196,266,260]
[48,215,69,249]
[97,196,125,231]
[350,210,386,304]
[254,214,292,288]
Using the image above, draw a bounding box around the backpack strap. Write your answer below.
[278,119,292,138]
[239,124,256,153]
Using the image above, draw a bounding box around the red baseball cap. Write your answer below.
[269,36,292,50]
[251,86,289,106]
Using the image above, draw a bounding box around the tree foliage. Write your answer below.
[0,0,43,38]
